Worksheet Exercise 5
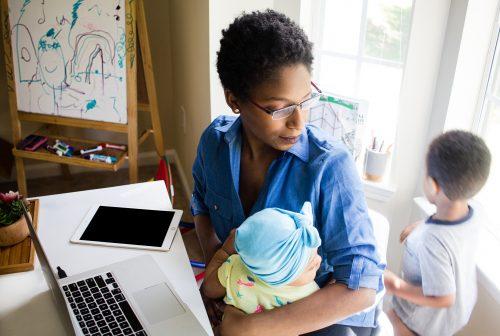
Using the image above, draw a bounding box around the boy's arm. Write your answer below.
[202,248,230,299]
[384,269,455,308]
[219,283,376,336]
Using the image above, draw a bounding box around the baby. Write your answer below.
[202,202,322,314]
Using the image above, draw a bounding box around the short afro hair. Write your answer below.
[426,130,491,200]
[216,9,313,100]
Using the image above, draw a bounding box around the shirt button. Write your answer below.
[214,204,218,211]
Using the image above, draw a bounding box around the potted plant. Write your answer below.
[0,191,29,247]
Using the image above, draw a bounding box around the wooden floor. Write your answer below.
[0,165,205,264]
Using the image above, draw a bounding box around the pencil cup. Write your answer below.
[363,148,389,182]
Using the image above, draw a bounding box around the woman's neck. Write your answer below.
[241,125,279,161]
[433,199,469,222]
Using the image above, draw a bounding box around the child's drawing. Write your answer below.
[308,94,368,160]
[8,0,127,123]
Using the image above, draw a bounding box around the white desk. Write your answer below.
[0,181,212,335]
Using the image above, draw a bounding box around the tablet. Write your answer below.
[70,205,183,251]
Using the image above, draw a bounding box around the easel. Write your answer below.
[1,0,164,196]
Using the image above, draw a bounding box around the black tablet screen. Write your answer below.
[80,206,175,247]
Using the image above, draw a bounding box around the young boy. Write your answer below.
[384,130,491,336]
[202,202,322,314]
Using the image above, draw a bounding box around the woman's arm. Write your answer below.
[194,214,222,264]
[203,248,230,299]
[384,270,455,308]
[203,229,237,298]
[220,283,376,336]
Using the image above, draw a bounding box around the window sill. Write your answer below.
[362,179,396,202]
[356,160,396,202]
[413,197,500,303]
[476,229,500,303]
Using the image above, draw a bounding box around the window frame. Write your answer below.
[474,16,500,134]
[310,0,416,145]
[473,12,500,240]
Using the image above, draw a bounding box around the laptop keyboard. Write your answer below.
[63,272,147,336]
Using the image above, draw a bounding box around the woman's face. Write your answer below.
[237,63,312,152]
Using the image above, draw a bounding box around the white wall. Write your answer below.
[449,0,500,334]
[445,0,499,131]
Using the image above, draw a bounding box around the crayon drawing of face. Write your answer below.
[38,29,67,90]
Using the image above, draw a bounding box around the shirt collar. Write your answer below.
[215,116,309,162]
[426,205,473,225]
[215,116,241,144]
[286,131,309,162]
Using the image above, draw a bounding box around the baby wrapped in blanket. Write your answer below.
[211,202,322,314]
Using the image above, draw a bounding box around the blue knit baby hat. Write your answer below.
[235,202,321,286]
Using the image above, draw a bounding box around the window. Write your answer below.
[475,16,500,240]
[309,0,414,147]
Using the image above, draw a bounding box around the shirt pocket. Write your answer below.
[204,187,233,222]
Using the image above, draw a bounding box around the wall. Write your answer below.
[169,0,211,189]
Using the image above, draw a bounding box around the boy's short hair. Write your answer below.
[426,130,491,200]
[216,9,313,100]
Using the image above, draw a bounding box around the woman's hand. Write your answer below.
[200,290,226,328]
[219,305,252,336]
[222,229,237,255]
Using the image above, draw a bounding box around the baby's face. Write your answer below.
[289,249,322,287]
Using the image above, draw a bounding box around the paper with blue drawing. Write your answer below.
[8,0,128,123]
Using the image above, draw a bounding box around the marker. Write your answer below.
[80,145,103,155]
[86,154,117,164]
[51,140,74,157]
[195,271,205,282]
[102,143,127,151]
[190,260,206,268]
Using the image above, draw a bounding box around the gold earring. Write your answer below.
[234,109,240,113]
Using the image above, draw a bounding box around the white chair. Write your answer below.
[368,209,394,336]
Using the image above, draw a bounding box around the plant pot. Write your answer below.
[0,216,29,247]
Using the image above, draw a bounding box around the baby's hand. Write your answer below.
[399,221,422,243]
[222,229,237,255]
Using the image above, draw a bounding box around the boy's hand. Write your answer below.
[384,269,401,293]
[222,229,237,255]
[400,221,421,243]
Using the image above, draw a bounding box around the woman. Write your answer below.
[191,10,384,336]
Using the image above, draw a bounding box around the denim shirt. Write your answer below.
[191,115,385,327]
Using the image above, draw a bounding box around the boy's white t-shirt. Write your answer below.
[392,206,479,336]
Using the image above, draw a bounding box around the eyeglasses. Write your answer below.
[249,82,323,120]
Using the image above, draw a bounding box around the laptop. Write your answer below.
[21,201,209,336]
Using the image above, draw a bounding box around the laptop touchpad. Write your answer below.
[133,282,186,325]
